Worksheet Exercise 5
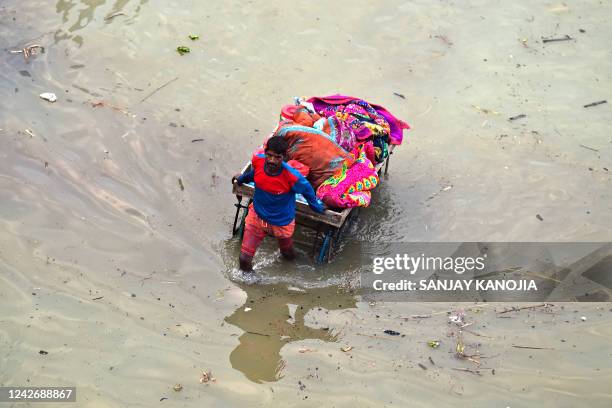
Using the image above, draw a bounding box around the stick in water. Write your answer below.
[583,100,607,108]
[139,77,179,104]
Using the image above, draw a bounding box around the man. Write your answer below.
[233,136,326,271]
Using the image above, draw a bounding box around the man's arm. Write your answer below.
[291,175,325,213]
[233,167,254,185]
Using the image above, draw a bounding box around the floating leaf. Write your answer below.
[189,34,199,40]
[176,46,191,55]
[427,340,441,349]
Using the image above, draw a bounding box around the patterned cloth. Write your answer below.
[307,94,410,145]
[319,100,392,153]
[316,146,379,208]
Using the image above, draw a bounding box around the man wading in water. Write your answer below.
[232,136,325,271]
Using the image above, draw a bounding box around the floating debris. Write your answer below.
[39,92,57,103]
[383,329,401,336]
[579,144,599,152]
[512,345,554,350]
[583,100,607,108]
[497,303,552,314]
[452,367,482,376]
[189,34,200,41]
[199,370,215,384]
[508,114,526,121]
[9,44,44,61]
[172,384,183,392]
[177,46,191,55]
[542,35,573,43]
[104,12,126,21]
[427,340,441,349]
[393,92,406,99]
[472,105,500,115]
[449,311,465,325]
[341,346,353,352]
[139,77,179,104]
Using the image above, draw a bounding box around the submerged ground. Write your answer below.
[1,1,611,406]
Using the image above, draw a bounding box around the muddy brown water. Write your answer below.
[1,1,612,406]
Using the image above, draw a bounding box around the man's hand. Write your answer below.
[232,173,242,186]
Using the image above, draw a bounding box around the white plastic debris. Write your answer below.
[39,92,57,103]
[243,307,252,312]
[581,316,587,321]
[449,310,466,325]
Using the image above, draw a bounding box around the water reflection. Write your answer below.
[54,0,148,45]
[225,283,356,383]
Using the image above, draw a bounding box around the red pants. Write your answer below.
[240,204,295,257]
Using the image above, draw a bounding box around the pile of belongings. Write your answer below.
[265,94,410,209]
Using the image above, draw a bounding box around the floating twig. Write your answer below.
[579,144,599,152]
[246,331,270,337]
[542,35,573,43]
[452,367,482,376]
[583,100,607,108]
[104,12,126,21]
[139,77,179,104]
[472,105,500,115]
[92,296,104,301]
[191,138,204,143]
[178,177,185,191]
[90,100,132,116]
[497,303,552,314]
[356,333,397,341]
[512,345,554,350]
[509,114,527,121]
[463,329,493,339]
[418,363,428,370]
[393,92,406,99]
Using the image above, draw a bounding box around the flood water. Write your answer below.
[1,1,612,406]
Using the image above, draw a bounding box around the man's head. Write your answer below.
[264,136,288,172]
